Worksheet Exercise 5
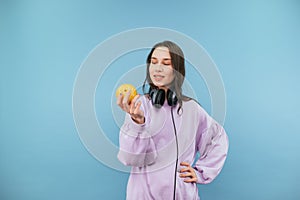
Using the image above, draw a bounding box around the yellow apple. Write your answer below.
[116,84,137,103]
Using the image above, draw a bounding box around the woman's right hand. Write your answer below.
[117,91,145,124]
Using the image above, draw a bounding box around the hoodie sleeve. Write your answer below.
[193,107,229,184]
[117,97,157,167]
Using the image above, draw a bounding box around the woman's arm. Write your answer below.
[193,109,229,184]
[117,95,157,167]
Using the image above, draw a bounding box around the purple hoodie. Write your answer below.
[118,95,229,200]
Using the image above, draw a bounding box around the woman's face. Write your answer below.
[149,46,175,90]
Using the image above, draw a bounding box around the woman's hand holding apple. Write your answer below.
[116,84,145,124]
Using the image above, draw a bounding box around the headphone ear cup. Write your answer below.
[167,89,178,107]
[149,88,165,108]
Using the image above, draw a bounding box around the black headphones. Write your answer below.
[149,87,178,108]
[149,87,179,200]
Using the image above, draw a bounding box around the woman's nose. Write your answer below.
[154,64,163,72]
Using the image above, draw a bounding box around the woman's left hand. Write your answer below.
[179,162,198,183]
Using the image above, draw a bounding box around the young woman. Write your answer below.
[117,41,229,200]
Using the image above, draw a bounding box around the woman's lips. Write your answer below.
[153,75,164,81]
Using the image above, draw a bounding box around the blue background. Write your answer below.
[1,0,300,199]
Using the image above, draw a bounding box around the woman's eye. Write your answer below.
[151,60,157,64]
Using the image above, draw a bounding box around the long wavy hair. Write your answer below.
[142,40,191,114]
